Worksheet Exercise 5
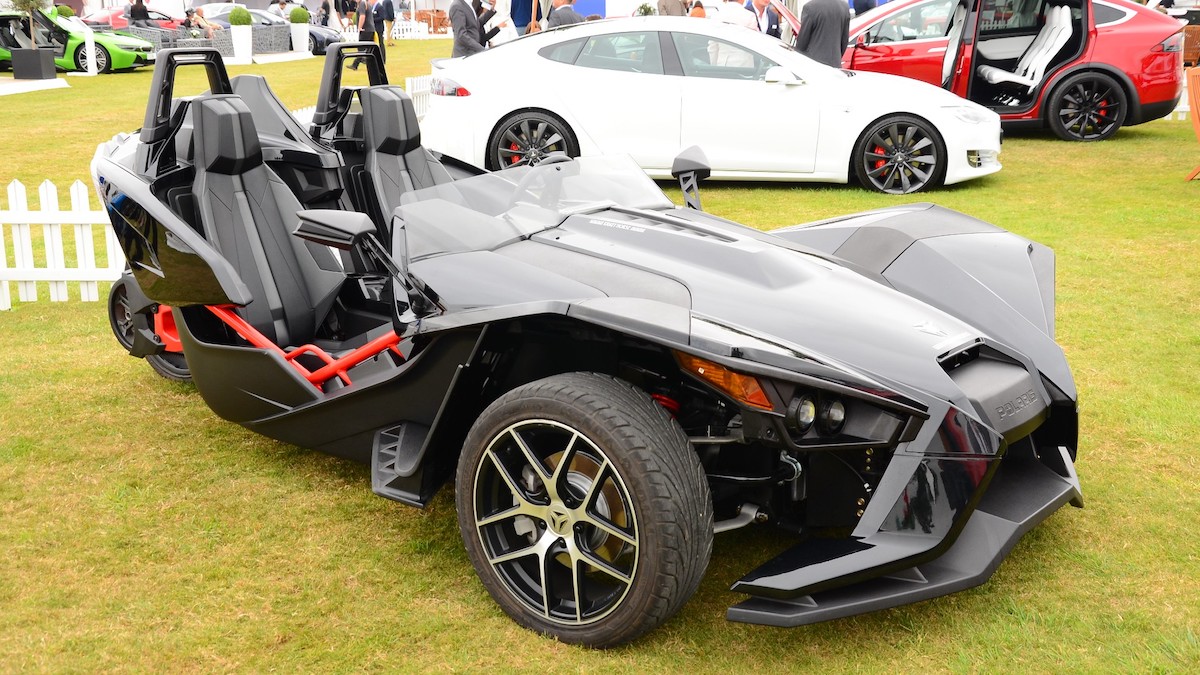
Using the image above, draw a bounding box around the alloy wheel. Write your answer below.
[860,120,940,194]
[472,419,638,626]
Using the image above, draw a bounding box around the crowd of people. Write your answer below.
[444,0,850,68]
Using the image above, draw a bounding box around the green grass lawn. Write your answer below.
[2,43,1199,670]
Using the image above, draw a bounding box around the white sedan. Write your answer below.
[421,17,1002,194]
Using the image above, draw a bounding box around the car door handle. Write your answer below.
[929,47,947,53]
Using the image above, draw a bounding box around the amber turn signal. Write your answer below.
[675,351,773,410]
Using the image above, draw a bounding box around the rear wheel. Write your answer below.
[853,114,946,194]
[486,110,579,171]
[308,35,317,54]
[456,372,712,647]
[74,43,111,73]
[1048,72,1127,141]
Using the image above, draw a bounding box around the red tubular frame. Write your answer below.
[206,305,403,388]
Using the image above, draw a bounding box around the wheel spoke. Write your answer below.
[578,547,632,585]
[910,136,933,153]
[476,502,534,528]
[509,428,550,482]
[488,539,542,566]
[579,511,637,548]
[547,432,581,504]
[484,447,541,508]
[501,128,526,150]
[571,556,585,623]
[909,153,937,166]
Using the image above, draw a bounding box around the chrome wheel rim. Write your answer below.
[1057,79,1122,140]
[496,119,567,167]
[81,46,107,72]
[473,419,638,626]
[862,121,938,194]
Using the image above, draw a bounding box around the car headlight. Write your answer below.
[946,106,990,125]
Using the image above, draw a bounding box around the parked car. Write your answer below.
[423,17,1002,194]
[82,4,184,30]
[196,2,342,54]
[842,0,1185,140]
[94,46,1080,647]
[0,7,155,72]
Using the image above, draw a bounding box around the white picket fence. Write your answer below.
[405,74,433,119]
[0,179,124,312]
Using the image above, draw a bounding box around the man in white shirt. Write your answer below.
[717,0,756,30]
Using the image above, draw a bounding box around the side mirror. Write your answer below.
[294,209,399,278]
[671,146,711,211]
[764,66,802,85]
[855,33,873,50]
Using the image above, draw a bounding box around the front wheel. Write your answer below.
[74,43,111,73]
[486,110,579,171]
[853,114,947,194]
[308,35,317,54]
[1047,72,1127,141]
[456,373,712,647]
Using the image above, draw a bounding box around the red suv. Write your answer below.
[833,0,1183,140]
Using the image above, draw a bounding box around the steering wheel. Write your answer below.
[508,154,574,206]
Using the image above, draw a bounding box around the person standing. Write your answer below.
[689,0,706,17]
[485,0,518,46]
[350,0,378,69]
[379,0,396,45]
[852,0,876,16]
[716,0,755,30]
[795,0,850,68]
[268,0,289,19]
[547,0,583,27]
[747,0,780,37]
[657,0,688,15]
[449,0,486,56]
[374,0,393,57]
[129,0,154,27]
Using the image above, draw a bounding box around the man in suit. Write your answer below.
[795,0,850,68]
[657,0,687,15]
[547,0,583,27]
[745,0,780,38]
[450,0,486,56]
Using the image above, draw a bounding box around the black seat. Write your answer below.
[190,94,343,348]
[360,85,452,231]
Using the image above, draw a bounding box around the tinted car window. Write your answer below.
[575,32,664,74]
[539,37,585,63]
[865,0,955,42]
[1092,2,1130,25]
[978,0,1046,34]
[670,32,777,80]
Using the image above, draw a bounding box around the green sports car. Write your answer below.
[0,7,154,73]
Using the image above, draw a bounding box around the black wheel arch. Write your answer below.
[414,314,708,503]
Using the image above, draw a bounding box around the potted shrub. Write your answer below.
[9,0,56,80]
[289,6,310,54]
[229,5,253,60]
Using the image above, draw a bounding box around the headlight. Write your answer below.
[946,106,990,125]
[787,395,817,432]
[819,399,846,434]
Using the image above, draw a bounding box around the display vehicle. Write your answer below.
[94,45,1082,647]
[0,7,155,73]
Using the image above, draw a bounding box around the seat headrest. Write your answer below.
[361,86,422,156]
[192,95,263,175]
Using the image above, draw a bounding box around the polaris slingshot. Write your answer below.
[94,46,1082,647]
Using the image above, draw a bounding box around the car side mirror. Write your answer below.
[294,209,399,278]
[764,66,802,85]
[855,33,874,50]
[671,146,711,211]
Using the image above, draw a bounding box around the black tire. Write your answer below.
[486,110,579,171]
[456,372,712,647]
[74,43,111,73]
[308,35,318,55]
[108,280,137,352]
[147,353,191,382]
[1047,72,1127,142]
[853,114,946,194]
